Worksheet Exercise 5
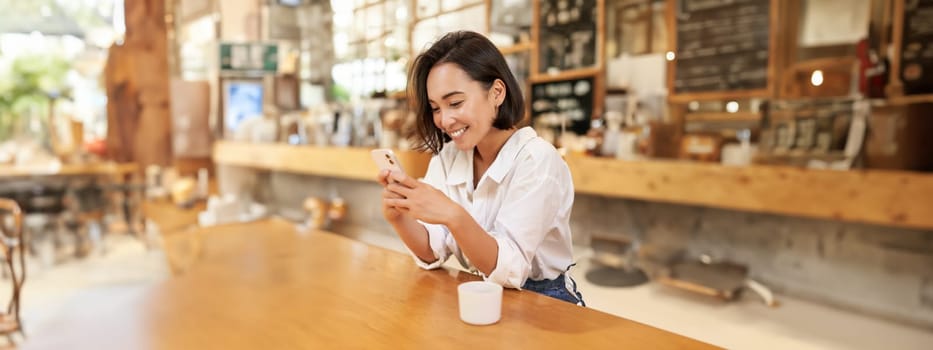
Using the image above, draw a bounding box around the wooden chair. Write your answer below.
[0,199,26,344]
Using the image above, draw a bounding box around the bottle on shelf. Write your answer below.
[584,119,605,156]
[601,111,624,157]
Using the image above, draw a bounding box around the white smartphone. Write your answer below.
[371,148,405,175]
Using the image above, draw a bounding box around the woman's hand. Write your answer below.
[378,169,406,222]
[383,170,462,226]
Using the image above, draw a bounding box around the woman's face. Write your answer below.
[426,63,504,151]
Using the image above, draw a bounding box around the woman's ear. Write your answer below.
[491,79,507,107]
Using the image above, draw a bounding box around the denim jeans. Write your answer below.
[521,271,586,306]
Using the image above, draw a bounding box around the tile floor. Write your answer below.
[1,234,170,341]
[5,229,933,349]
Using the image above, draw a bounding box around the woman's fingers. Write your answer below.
[389,170,420,188]
[384,198,408,209]
[382,187,405,199]
[377,169,392,186]
[386,182,413,197]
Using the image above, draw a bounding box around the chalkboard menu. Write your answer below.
[899,0,933,95]
[531,77,595,135]
[673,0,771,94]
[538,0,598,73]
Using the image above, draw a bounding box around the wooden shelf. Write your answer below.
[788,57,857,72]
[685,112,761,122]
[213,142,432,181]
[668,89,773,103]
[564,154,933,230]
[606,87,629,95]
[530,67,602,83]
[0,162,138,179]
[889,94,933,105]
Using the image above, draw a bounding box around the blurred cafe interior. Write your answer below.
[0,0,932,349]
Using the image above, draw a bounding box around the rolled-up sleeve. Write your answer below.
[483,158,564,288]
[408,155,452,269]
[411,222,450,269]
[485,235,533,288]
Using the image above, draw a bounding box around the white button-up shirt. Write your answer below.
[412,127,575,289]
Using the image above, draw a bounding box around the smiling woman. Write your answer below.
[377,31,585,306]
[407,31,525,155]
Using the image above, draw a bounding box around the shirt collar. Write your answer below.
[444,127,538,186]
[445,147,473,186]
[485,127,537,184]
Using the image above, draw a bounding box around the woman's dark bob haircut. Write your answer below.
[407,31,525,154]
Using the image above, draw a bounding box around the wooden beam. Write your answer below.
[665,0,676,101]
[531,0,541,77]
[565,154,933,230]
[887,0,906,97]
[213,142,432,181]
[595,0,606,118]
[777,0,801,99]
[485,0,491,35]
[766,0,780,99]
[498,42,533,56]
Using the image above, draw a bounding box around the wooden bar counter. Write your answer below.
[23,219,716,349]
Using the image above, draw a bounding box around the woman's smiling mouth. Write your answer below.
[448,126,468,138]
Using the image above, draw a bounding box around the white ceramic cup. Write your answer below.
[458,281,503,325]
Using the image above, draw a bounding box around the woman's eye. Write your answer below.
[450,101,463,107]
[431,107,440,113]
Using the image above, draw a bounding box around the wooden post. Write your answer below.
[887,0,905,97]
[105,0,172,167]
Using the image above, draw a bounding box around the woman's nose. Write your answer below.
[440,109,456,128]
